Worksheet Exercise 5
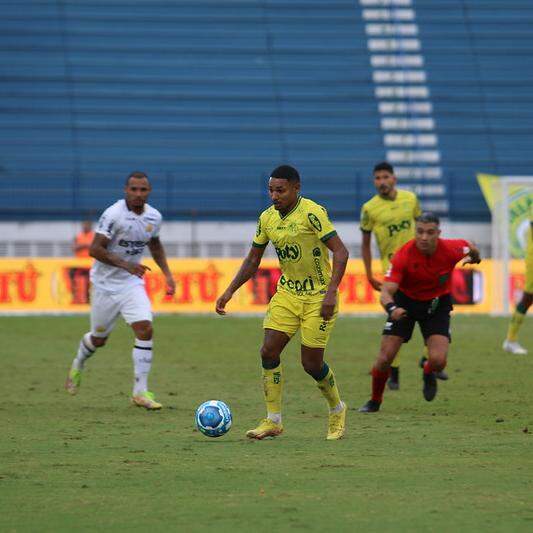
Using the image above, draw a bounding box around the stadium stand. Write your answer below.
[1,0,533,224]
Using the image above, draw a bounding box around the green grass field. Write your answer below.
[2,314,533,532]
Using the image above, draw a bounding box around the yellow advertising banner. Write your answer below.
[477,173,532,258]
[0,258,526,314]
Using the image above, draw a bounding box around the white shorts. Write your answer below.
[90,285,152,338]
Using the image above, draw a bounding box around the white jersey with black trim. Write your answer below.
[90,199,162,293]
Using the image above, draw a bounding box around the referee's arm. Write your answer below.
[380,281,407,321]
[462,241,482,265]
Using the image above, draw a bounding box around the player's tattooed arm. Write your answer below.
[148,237,175,295]
[90,233,151,278]
[361,230,381,291]
[215,246,265,315]
[322,234,349,320]
[380,281,407,321]
[462,241,481,266]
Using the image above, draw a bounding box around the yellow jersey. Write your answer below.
[253,196,337,300]
[360,189,422,272]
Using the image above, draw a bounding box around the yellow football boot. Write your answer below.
[65,368,81,395]
[246,418,283,440]
[327,402,347,441]
[131,391,162,410]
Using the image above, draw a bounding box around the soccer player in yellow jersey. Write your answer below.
[360,162,448,388]
[216,165,349,440]
[503,208,532,355]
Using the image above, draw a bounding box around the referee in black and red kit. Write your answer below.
[359,212,481,412]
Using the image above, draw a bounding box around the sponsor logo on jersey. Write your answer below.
[118,239,149,256]
[308,213,322,232]
[275,243,302,262]
[387,219,411,237]
[119,239,148,247]
[287,222,299,235]
[279,274,315,293]
[312,247,326,285]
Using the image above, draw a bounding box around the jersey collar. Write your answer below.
[377,189,398,201]
[124,199,146,216]
[278,196,302,220]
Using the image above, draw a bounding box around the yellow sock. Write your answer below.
[317,367,342,410]
[262,365,283,416]
[507,310,526,342]
[391,351,400,369]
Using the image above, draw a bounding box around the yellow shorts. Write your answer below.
[263,290,338,348]
[525,244,533,294]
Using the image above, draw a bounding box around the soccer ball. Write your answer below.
[195,400,232,438]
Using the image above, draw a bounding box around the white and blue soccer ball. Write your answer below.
[195,400,232,438]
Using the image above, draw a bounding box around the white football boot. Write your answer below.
[502,339,528,355]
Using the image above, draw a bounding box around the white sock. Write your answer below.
[267,413,282,424]
[132,338,153,395]
[329,401,345,415]
[72,333,96,370]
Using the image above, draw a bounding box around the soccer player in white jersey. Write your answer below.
[65,171,175,409]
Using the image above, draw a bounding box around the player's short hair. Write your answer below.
[270,165,300,182]
[416,212,440,225]
[373,161,394,174]
[125,171,149,186]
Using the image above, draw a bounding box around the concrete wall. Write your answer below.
[0,221,492,258]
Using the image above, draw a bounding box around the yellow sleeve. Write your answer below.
[360,204,373,232]
[307,205,337,242]
[252,212,269,248]
[413,194,422,218]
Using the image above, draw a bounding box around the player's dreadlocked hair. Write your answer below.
[270,165,300,182]
[416,212,440,225]
[125,171,149,185]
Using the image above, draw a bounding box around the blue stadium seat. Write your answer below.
[1,0,532,220]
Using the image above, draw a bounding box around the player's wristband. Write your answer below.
[385,302,397,318]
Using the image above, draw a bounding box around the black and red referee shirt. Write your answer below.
[385,238,471,300]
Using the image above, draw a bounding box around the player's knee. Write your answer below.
[378,350,395,368]
[133,321,153,340]
[91,336,107,348]
[260,344,280,366]
[428,353,446,371]
[301,358,322,377]
[522,292,533,309]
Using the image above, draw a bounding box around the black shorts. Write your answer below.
[382,291,453,343]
